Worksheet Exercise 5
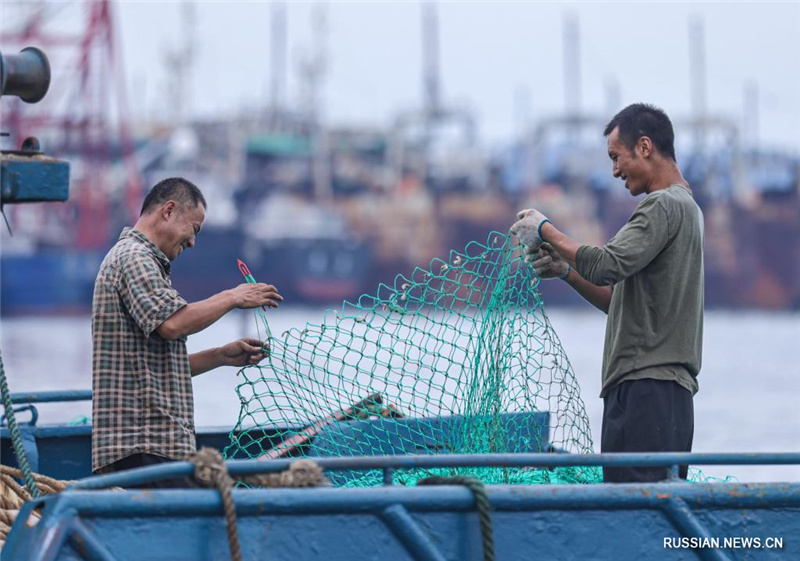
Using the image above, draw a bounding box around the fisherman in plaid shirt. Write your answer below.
[91,177,282,486]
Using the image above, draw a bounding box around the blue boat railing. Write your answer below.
[68,452,800,490]
[4,391,799,561]
[9,390,93,404]
[5,401,800,561]
[14,453,799,561]
[10,466,800,561]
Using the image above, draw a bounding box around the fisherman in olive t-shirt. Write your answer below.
[510,103,703,483]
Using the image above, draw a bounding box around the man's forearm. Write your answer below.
[539,222,612,313]
[158,291,236,340]
[189,347,223,376]
[563,268,613,314]
[540,222,581,267]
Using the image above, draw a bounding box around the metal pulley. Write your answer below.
[0,46,51,103]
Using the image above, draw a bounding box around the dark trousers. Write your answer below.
[105,453,201,489]
[601,378,694,483]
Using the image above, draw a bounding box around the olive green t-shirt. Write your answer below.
[575,185,704,398]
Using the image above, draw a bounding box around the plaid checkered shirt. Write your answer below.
[92,227,195,473]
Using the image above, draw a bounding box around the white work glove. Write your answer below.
[527,242,571,280]
[510,208,551,253]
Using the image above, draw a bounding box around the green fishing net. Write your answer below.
[223,231,603,485]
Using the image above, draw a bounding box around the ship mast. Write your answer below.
[562,12,582,142]
[269,1,288,129]
[163,1,197,127]
[298,4,332,203]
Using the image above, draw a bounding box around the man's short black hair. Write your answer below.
[140,177,207,216]
[603,103,677,162]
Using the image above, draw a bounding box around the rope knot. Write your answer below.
[261,459,330,488]
[191,447,231,488]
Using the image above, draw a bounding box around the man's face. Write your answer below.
[607,127,648,196]
[163,202,205,261]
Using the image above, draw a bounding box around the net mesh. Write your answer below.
[224,231,604,485]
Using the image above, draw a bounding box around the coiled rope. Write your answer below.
[0,465,71,549]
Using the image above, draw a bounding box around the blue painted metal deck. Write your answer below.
[2,453,799,561]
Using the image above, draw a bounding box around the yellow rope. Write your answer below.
[0,465,70,550]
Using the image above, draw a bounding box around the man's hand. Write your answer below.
[528,242,571,280]
[228,283,283,309]
[510,208,551,252]
[218,338,270,367]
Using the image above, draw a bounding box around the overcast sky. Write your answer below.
[113,1,799,153]
[3,1,799,153]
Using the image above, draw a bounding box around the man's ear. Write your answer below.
[638,136,653,159]
[161,200,177,220]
